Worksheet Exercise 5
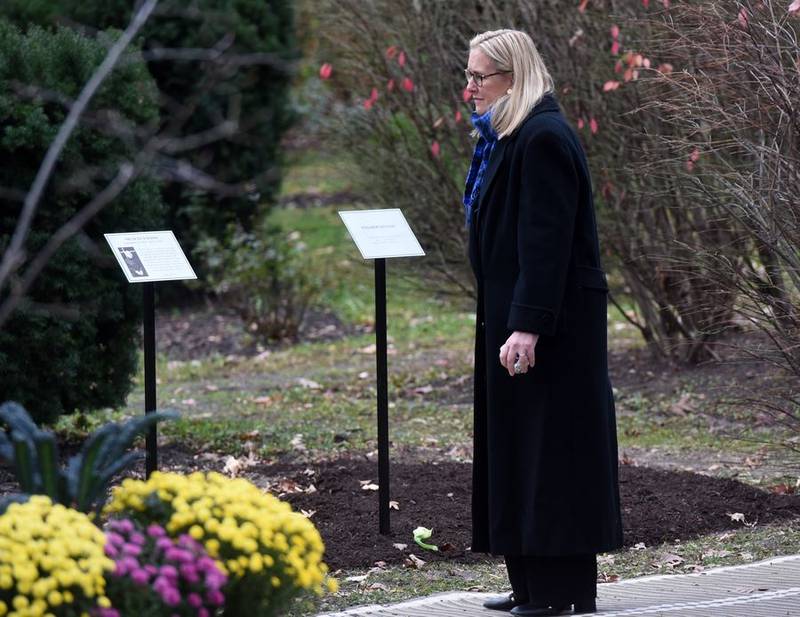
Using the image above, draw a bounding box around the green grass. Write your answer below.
[281,148,357,197]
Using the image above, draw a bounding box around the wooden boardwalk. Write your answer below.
[319,554,800,616]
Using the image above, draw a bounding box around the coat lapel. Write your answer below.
[475,93,560,212]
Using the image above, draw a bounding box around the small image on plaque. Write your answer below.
[118,247,148,278]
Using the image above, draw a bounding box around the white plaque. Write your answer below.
[338,209,425,260]
[104,230,197,283]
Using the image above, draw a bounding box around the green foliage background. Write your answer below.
[0,21,163,422]
[0,0,299,266]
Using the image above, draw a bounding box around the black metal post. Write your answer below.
[374,258,391,535]
[143,282,158,477]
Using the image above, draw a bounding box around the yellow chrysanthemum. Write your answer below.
[105,471,337,606]
[0,497,114,617]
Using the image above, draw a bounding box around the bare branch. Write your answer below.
[0,0,159,295]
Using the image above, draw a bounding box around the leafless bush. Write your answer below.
[633,0,800,439]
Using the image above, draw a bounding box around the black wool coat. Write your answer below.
[468,93,624,556]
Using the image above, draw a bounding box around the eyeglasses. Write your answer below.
[464,69,512,87]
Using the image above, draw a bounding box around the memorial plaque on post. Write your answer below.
[339,209,425,535]
[105,231,197,477]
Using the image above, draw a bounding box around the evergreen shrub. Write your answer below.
[0,21,163,422]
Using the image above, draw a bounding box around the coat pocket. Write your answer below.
[575,266,608,292]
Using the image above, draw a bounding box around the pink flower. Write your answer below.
[319,63,333,80]
[187,593,203,608]
[603,80,621,92]
[642,0,650,7]
[610,24,620,39]
[590,118,599,134]
[611,40,620,55]
[207,590,225,606]
[398,51,407,67]
[131,568,150,585]
[430,141,441,157]
[577,118,585,129]
[402,77,414,92]
[147,524,166,538]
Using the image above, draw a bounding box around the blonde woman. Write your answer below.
[464,29,623,616]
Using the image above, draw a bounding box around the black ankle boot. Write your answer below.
[483,593,526,611]
[573,597,597,614]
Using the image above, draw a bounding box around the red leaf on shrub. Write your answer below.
[689,147,700,162]
[662,0,671,6]
[603,80,621,92]
[402,77,414,92]
[363,99,374,110]
[686,160,695,172]
[657,63,674,74]
[790,0,800,15]
[430,141,441,157]
[611,41,620,56]
[610,24,620,39]
[623,68,635,82]
[454,110,463,123]
[577,118,585,129]
[590,118,598,134]
[642,0,650,7]
[386,45,398,59]
[642,57,651,69]
[370,87,379,102]
[319,63,333,80]
[578,0,589,13]
[398,51,407,67]
[462,87,472,102]
[615,60,623,73]
[738,8,749,27]
[387,79,395,92]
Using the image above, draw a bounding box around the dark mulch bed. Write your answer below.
[156,306,353,360]
[256,458,800,570]
[2,449,799,570]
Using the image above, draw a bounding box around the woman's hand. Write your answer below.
[499,331,539,376]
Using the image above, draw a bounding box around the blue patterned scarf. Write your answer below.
[463,109,498,225]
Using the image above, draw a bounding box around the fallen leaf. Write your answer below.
[405,554,426,568]
[345,574,369,582]
[358,371,369,379]
[181,398,197,406]
[277,479,302,494]
[305,484,317,494]
[413,385,434,395]
[633,542,646,550]
[359,344,377,354]
[669,393,695,416]
[373,561,387,568]
[253,396,272,405]
[393,543,408,551]
[204,384,219,392]
[361,483,379,491]
[728,512,746,523]
[301,509,316,518]
[290,434,307,452]
[368,583,389,591]
[296,377,322,389]
[389,500,400,510]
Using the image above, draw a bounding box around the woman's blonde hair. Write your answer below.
[469,29,554,139]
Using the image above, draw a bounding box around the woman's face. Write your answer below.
[466,48,513,116]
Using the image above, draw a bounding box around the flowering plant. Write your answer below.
[98,518,227,617]
[0,496,114,616]
[104,471,337,616]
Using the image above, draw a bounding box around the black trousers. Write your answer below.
[505,554,597,606]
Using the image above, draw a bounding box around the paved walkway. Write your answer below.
[318,554,800,616]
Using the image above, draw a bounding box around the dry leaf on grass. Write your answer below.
[404,554,426,568]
